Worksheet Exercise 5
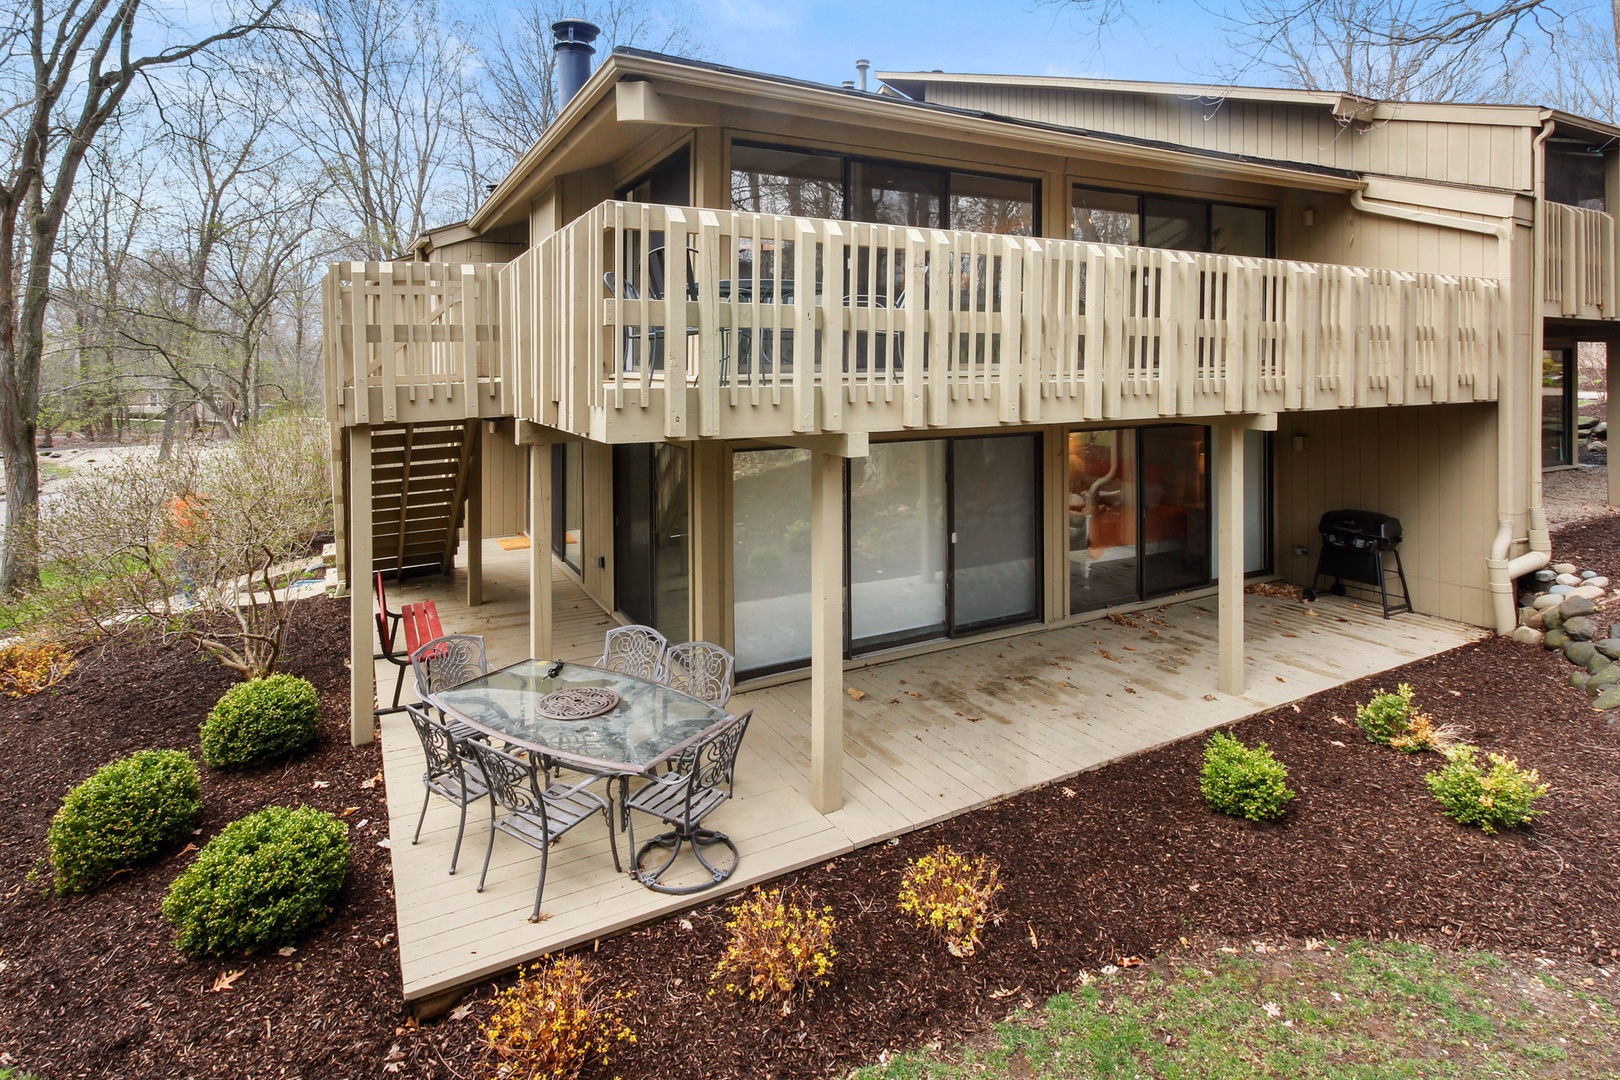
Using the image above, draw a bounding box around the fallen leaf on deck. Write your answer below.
[846,687,867,701]
[905,691,923,698]
[1123,686,1137,694]
[1099,650,1117,661]
[210,969,245,993]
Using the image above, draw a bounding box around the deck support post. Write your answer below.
[809,450,845,814]
[1216,423,1246,696]
[349,425,375,746]
[529,440,553,660]
[467,422,483,608]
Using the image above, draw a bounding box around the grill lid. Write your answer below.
[1318,509,1402,545]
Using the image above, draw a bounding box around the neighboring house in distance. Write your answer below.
[325,35,1620,814]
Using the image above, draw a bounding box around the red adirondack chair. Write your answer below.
[374,571,444,715]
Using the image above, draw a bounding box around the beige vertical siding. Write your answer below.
[477,419,527,538]
[921,85,1536,192]
[1275,403,1499,627]
[429,239,526,264]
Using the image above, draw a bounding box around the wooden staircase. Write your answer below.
[344,421,479,579]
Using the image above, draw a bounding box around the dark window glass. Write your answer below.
[619,146,691,206]
[730,144,844,218]
[1071,186,1139,245]
[850,161,945,228]
[950,172,1036,235]
[1143,197,1208,251]
[1542,348,1576,468]
[1211,204,1269,257]
[1547,144,1607,211]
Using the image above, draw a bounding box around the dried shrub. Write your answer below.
[199,674,320,768]
[0,639,75,698]
[48,749,201,894]
[1200,731,1295,821]
[1356,683,1419,746]
[1388,711,1463,754]
[479,957,635,1080]
[163,805,349,956]
[897,845,1003,958]
[1425,745,1551,835]
[712,886,837,1013]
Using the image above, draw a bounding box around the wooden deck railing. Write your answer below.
[324,261,505,425]
[1543,201,1615,319]
[502,201,1501,441]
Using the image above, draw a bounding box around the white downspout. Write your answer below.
[1486,118,1557,634]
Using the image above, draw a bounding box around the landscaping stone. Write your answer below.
[1597,639,1620,661]
[1543,607,1565,631]
[1564,616,1598,641]
[1559,596,1598,619]
[1518,606,1538,626]
[1590,653,1616,675]
[1545,628,1571,649]
[1564,640,1598,666]
[1534,594,1564,610]
[1582,570,1599,580]
[1526,610,1547,630]
[1549,584,1575,596]
[1573,586,1607,601]
[1554,562,1579,575]
[1557,573,1583,586]
[1535,568,1558,583]
[1512,626,1545,646]
[1593,686,1620,711]
[1591,576,1610,589]
[1590,665,1620,690]
[1573,669,1591,692]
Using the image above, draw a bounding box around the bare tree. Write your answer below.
[476,0,706,176]
[0,0,286,593]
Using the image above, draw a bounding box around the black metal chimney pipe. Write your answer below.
[552,19,601,106]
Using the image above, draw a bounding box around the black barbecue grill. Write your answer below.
[1303,510,1412,618]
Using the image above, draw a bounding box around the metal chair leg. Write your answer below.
[450,798,468,875]
[412,789,430,845]
[530,838,549,923]
[477,822,497,892]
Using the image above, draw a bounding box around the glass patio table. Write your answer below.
[427,658,732,779]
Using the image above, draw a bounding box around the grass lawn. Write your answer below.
[850,940,1620,1079]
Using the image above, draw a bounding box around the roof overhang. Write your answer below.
[469,51,1366,233]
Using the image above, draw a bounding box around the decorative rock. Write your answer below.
[1511,625,1545,646]
[1549,584,1575,596]
[1554,562,1578,575]
[1543,607,1565,631]
[1573,669,1591,692]
[1582,570,1599,580]
[1573,585,1607,601]
[1545,628,1571,649]
[1526,610,1547,630]
[1591,665,1620,690]
[1597,639,1620,661]
[1591,577,1610,589]
[1535,568,1558,583]
[1566,640,1598,665]
[1565,640,1598,665]
[1592,686,1620,711]
[1534,593,1564,610]
[1556,573,1583,586]
[1518,606,1538,627]
[1589,653,1615,675]
[1564,616,1598,641]
[1559,595,1598,619]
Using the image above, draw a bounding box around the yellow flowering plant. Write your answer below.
[1425,745,1550,835]
[897,846,1003,958]
[711,886,837,1014]
[479,957,635,1080]
[0,638,75,698]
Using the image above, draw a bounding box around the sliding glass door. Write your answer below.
[613,443,689,643]
[952,436,1041,631]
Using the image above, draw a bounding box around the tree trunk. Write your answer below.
[158,398,180,462]
[0,396,41,593]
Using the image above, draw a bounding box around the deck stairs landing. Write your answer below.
[348,421,479,579]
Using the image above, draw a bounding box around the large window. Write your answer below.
[1072,185,1270,256]
[733,448,814,677]
[551,440,583,573]
[1543,348,1577,468]
[1546,142,1606,211]
[732,142,1037,234]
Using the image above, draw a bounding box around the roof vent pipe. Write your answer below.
[553,19,601,107]
[856,58,870,91]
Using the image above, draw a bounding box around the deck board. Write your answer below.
[376,541,1483,1005]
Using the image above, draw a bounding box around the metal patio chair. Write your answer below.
[597,624,668,680]
[410,634,488,738]
[658,640,735,707]
[462,739,622,922]
[404,701,490,876]
[625,709,753,895]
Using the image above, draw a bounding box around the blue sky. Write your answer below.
[696,0,1229,88]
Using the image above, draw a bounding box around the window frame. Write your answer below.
[1070,182,1275,257]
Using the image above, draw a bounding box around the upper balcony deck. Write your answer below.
[327,200,1505,437]
[1543,202,1617,322]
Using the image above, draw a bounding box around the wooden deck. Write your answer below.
[376,541,1485,1008]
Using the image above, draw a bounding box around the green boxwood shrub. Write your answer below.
[199,674,320,768]
[1200,731,1295,821]
[1355,683,1417,746]
[48,749,202,894]
[1425,745,1550,835]
[163,805,349,957]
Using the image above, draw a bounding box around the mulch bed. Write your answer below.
[7,555,1620,1077]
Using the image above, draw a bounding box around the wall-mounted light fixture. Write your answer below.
[1292,433,1309,452]
[1303,209,1316,227]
